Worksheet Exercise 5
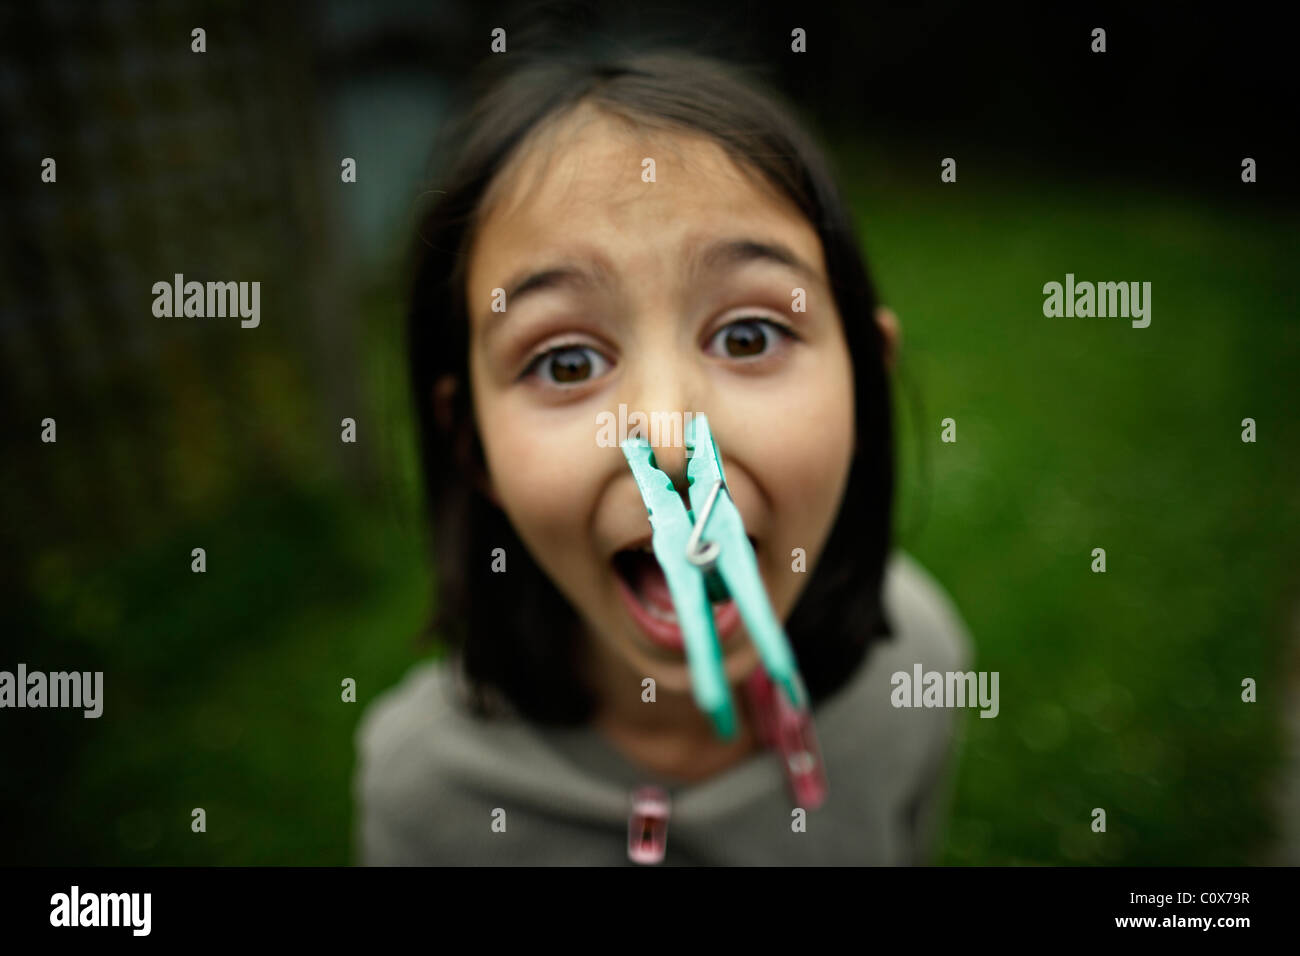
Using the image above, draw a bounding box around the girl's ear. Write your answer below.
[434,374,503,508]
[874,306,900,370]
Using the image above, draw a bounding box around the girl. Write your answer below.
[355,47,973,865]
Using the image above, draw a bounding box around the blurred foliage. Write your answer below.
[6,282,434,864]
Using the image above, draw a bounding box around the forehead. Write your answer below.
[465,104,824,292]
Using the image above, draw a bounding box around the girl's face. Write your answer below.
[463,104,856,700]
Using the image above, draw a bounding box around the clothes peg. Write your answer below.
[620,414,809,738]
[744,666,828,810]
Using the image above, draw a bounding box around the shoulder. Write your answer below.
[352,657,469,863]
[818,548,975,734]
[355,656,456,765]
[812,550,975,860]
[879,550,974,674]
[815,551,975,777]
[353,656,618,864]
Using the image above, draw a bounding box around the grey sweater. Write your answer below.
[353,550,973,865]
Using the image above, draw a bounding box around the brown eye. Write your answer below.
[550,347,591,382]
[705,318,793,360]
[526,344,611,386]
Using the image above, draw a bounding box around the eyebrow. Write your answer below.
[503,260,609,307]
[486,236,824,331]
[693,237,823,287]
[486,261,611,335]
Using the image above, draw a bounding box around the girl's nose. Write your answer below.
[624,372,698,499]
[652,440,691,500]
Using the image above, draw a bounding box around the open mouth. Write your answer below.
[610,540,751,651]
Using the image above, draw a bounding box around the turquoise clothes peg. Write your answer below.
[619,415,809,739]
[684,416,808,713]
[621,435,734,738]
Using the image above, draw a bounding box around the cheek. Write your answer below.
[725,340,855,607]
[759,338,854,507]
[471,385,605,579]
[766,385,853,556]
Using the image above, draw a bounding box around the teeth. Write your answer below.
[645,602,676,622]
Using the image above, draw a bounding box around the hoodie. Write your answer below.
[353,550,973,865]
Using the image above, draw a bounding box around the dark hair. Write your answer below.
[407,46,894,725]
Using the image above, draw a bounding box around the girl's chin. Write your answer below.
[630,644,763,698]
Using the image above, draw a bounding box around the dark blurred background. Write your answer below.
[2,0,1296,864]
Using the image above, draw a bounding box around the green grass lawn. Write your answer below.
[13,153,1296,865]
[15,486,433,865]
[848,144,1298,863]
